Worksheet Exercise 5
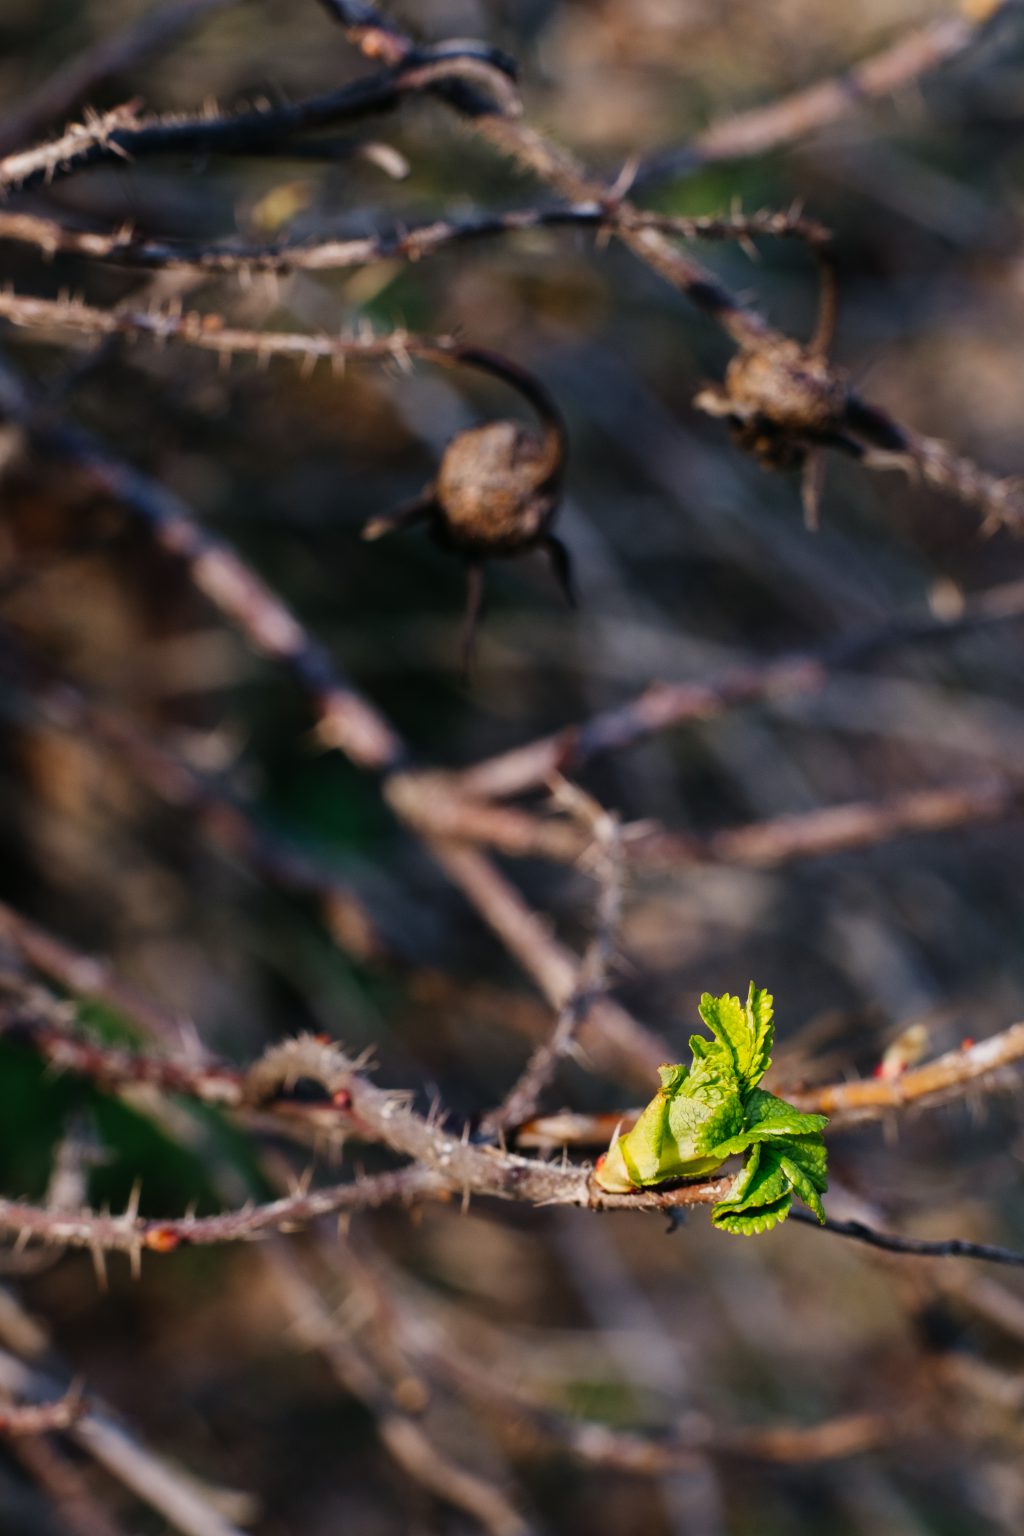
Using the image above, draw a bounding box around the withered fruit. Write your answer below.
[434,420,559,555]
[694,336,856,529]
[696,337,851,472]
[363,410,572,671]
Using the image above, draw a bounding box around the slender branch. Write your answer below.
[390,770,1024,872]
[0,1166,453,1258]
[0,47,519,198]
[481,786,624,1137]
[0,631,387,963]
[424,839,666,1082]
[0,201,830,277]
[268,1246,529,1536]
[448,578,1024,801]
[8,1430,127,1536]
[789,1021,1024,1124]
[0,353,402,772]
[0,1349,250,1536]
[635,6,1020,192]
[0,1384,84,1437]
[0,287,514,380]
[410,1323,898,1471]
[790,1209,1024,1267]
[0,900,197,1051]
[517,1018,1024,1148]
[0,0,241,157]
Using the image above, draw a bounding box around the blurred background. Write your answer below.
[2,1,1024,1532]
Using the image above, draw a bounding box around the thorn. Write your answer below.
[90,1241,109,1292]
[801,451,825,531]
[124,1179,142,1224]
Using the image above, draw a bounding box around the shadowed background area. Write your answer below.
[1,2,1024,1533]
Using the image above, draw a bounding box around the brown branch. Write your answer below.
[481,785,624,1137]
[418,1331,897,1472]
[268,1246,529,1536]
[0,46,519,198]
[0,1384,85,1438]
[0,1349,251,1536]
[389,770,1024,872]
[635,7,1017,191]
[518,1018,1024,1149]
[9,1430,126,1536]
[0,201,830,277]
[0,631,387,963]
[0,900,198,1051]
[0,352,402,772]
[447,578,1024,801]
[424,839,666,1082]
[790,1021,1024,1125]
[0,0,240,157]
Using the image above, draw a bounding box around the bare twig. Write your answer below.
[268,1246,530,1536]
[0,900,197,1051]
[0,45,519,198]
[518,1018,1024,1148]
[635,6,1019,192]
[481,785,624,1136]
[449,579,1024,801]
[389,769,1024,872]
[9,1430,126,1536]
[790,1210,1024,1267]
[0,352,402,771]
[425,839,666,1082]
[0,1350,251,1536]
[0,631,386,963]
[789,1022,1024,1125]
[0,1383,84,1437]
[0,201,830,277]
[0,0,240,157]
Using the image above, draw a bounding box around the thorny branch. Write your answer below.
[0,201,832,277]
[2,974,1024,1259]
[0,45,520,199]
[0,0,241,158]
[0,4,1020,528]
[520,1021,1024,1147]
[480,785,624,1138]
[4,5,1024,1533]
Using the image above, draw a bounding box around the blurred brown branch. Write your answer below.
[0,0,241,158]
[2,4,1024,1530]
[635,4,1019,192]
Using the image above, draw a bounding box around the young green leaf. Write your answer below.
[697,982,774,1091]
[593,982,829,1235]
